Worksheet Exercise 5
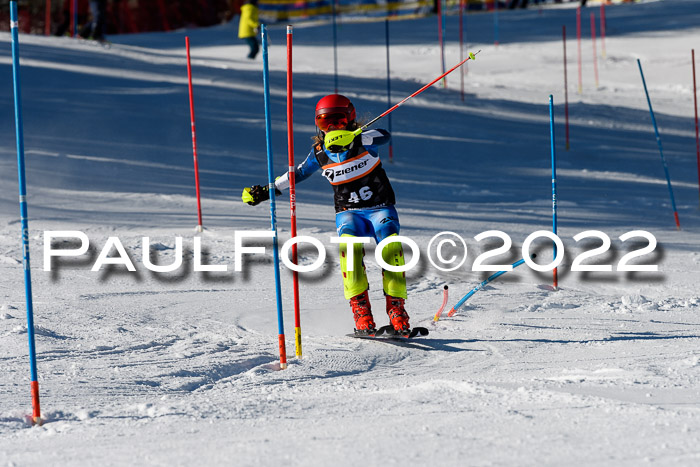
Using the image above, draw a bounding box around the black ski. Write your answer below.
[348,325,429,340]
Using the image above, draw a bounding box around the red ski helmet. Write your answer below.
[315,94,356,131]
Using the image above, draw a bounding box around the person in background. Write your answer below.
[238,0,260,59]
[55,0,89,37]
[508,0,529,8]
[79,0,108,42]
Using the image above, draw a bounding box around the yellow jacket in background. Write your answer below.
[238,4,259,39]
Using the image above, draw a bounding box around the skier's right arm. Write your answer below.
[273,151,320,192]
[242,150,320,206]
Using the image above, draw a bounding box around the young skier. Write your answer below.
[242,94,411,335]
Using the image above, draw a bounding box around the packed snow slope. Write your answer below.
[2,0,700,465]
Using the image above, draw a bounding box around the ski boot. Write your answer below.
[386,295,410,335]
[350,290,376,335]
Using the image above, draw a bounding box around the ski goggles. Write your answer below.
[315,112,348,132]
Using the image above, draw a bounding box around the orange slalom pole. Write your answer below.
[287,25,302,358]
[186,37,204,232]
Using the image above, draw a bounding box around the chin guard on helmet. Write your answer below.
[324,128,362,151]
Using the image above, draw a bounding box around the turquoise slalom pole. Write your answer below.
[261,24,288,369]
[10,0,42,425]
[637,59,681,229]
[447,257,531,318]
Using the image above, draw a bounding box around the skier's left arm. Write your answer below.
[361,129,391,149]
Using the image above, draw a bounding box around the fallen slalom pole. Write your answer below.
[433,285,449,322]
[261,24,288,369]
[447,256,533,318]
[323,50,480,149]
[10,0,42,426]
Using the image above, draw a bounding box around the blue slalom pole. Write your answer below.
[549,95,558,289]
[385,19,393,162]
[637,59,681,229]
[332,0,338,93]
[261,24,288,369]
[494,0,499,46]
[10,0,42,425]
[447,257,530,317]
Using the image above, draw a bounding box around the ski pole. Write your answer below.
[324,50,480,149]
[447,255,533,318]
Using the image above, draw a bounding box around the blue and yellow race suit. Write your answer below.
[274,129,406,299]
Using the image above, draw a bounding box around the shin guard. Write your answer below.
[381,234,407,299]
[339,234,369,300]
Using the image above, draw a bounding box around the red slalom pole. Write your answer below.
[577,7,582,94]
[600,2,607,59]
[563,25,570,151]
[45,0,51,36]
[157,0,171,31]
[287,25,302,358]
[185,37,204,232]
[70,0,75,37]
[693,49,700,207]
[591,12,599,89]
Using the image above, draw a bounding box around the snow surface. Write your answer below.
[2,0,700,465]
